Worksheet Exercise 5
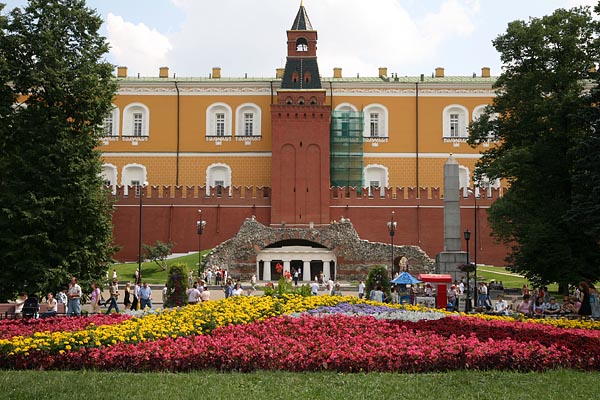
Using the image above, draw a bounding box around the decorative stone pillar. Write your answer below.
[283,261,291,276]
[303,260,311,282]
[256,260,260,279]
[436,154,468,281]
[323,261,331,281]
[263,259,271,281]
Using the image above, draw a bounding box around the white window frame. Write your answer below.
[121,164,147,196]
[369,113,380,137]
[364,164,389,197]
[133,112,143,136]
[459,166,470,197]
[215,113,225,136]
[235,103,262,138]
[244,113,254,136]
[472,104,498,144]
[362,104,388,139]
[206,163,232,196]
[442,104,469,139]
[101,164,118,194]
[122,103,150,137]
[102,105,120,137]
[206,102,232,138]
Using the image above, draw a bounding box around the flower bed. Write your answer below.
[0,314,130,340]
[3,314,599,372]
[1,295,599,372]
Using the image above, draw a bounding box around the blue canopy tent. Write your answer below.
[391,272,421,304]
[391,272,421,285]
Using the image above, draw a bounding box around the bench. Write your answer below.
[0,304,16,319]
[0,302,68,319]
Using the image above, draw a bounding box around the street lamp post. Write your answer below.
[473,189,478,307]
[196,210,207,273]
[386,211,397,279]
[464,229,471,312]
[137,182,148,283]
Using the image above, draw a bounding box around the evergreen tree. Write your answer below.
[0,0,117,301]
[468,6,600,288]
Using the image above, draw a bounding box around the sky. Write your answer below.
[2,0,598,78]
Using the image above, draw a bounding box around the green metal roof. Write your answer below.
[117,76,497,84]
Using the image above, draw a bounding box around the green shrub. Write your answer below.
[263,278,312,298]
[165,263,189,307]
[366,265,391,301]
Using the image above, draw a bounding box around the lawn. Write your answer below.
[111,251,208,284]
[0,370,597,400]
[476,266,559,292]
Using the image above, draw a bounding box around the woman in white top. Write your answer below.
[15,292,28,314]
[232,283,244,296]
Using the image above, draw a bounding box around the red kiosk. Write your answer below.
[417,274,453,309]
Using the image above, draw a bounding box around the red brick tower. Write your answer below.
[271,2,331,226]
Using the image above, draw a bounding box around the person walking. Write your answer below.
[67,277,82,316]
[123,282,132,309]
[131,281,140,310]
[90,281,102,314]
[358,280,365,299]
[139,282,153,309]
[106,279,120,314]
[578,281,592,318]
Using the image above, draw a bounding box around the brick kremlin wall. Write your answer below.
[111,185,509,267]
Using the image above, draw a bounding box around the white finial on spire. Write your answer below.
[301,0,305,6]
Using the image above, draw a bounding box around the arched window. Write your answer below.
[102,105,120,137]
[364,164,389,197]
[296,38,308,52]
[121,164,147,195]
[101,164,118,194]
[292,71,299,83]
[459,166,470,197]
[235,103,262,137]
[206,103,232,137]
[334,103,361,138]
[304,71,312,83]
[298,97,305,105]
[472,105,488,122]
[362,104,388,138]
[443,104,469,139]
[206,163,232,197]
[472,104,498,144]
[123,103,149,137]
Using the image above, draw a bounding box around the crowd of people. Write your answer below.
[514,281,600,319]
[9,267,600,322]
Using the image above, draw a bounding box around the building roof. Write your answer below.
[291,4,313,31]
[115,75,497,84]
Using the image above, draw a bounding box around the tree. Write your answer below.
[365,266,391,301]
[468,6,600,288]
[143,240,175,271]
[0,0,117,301]
[165,263,189,308]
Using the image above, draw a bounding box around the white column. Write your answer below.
[283,261,291,275]
[263,260,271,281]
[303,261,311,282]
[323,261,331,281]
[256,260,260,279]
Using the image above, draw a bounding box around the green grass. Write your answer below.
[0,370,597,399]
[111,251,208,284]
[477,266,559,292]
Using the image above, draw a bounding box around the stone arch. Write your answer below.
[203,217,434,281]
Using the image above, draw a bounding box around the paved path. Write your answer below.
[83,282,360,314]
[477,267,524,278]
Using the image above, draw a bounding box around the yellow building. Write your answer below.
[101,64,496,195]
[105,3,507,269]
